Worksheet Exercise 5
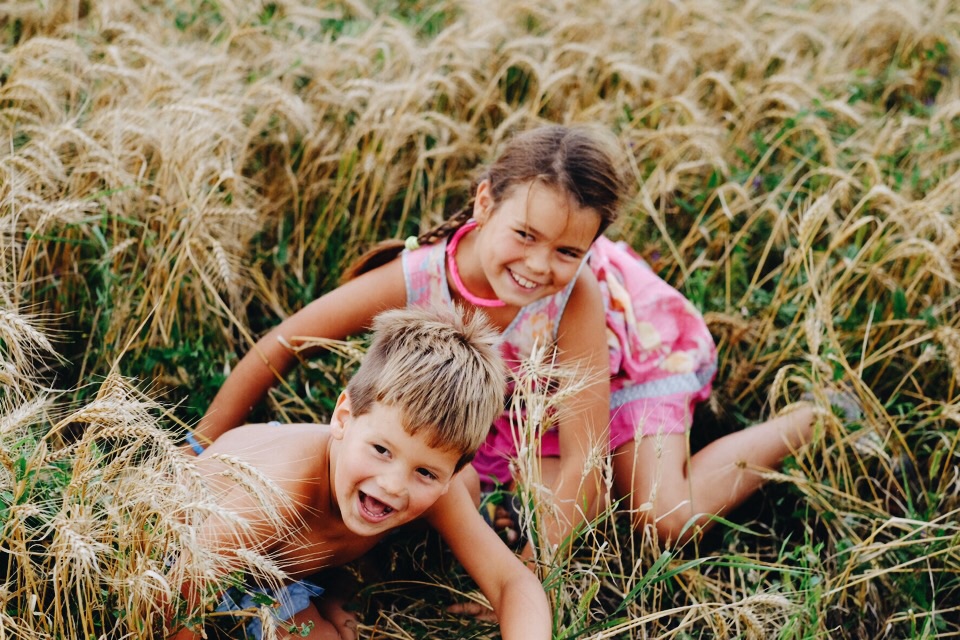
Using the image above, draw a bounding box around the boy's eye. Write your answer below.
[416,468,438,481]
[373,444,389,456]
[514,229,533,241]
[558,248,582,259]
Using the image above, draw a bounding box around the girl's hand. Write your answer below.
[495,513,521,546]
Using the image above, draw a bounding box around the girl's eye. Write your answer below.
[416,468,438,481]
[373,444,389,456]
[558,248,582,259]
[514,229,533,241]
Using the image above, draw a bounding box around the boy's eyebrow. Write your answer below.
[379,433,453,477]
[417,455,454,478]
[421,447,459,479]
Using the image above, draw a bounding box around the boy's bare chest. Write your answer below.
[271,509,382,578]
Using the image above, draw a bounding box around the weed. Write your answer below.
[2,0,959,637]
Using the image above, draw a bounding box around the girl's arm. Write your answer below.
[530,269,610,560]
[194,259,407,446]
[428,477,551,640]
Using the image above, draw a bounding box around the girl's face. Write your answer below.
[471,180,601,307]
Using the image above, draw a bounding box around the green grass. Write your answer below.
[1,0,959,637]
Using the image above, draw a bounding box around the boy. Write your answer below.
[171,307,550,640]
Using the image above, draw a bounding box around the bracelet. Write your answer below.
[183,431,206,455]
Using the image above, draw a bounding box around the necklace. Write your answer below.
[445,221,506,308]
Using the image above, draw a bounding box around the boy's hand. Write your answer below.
[316,596,359,640]
[447,600,498,622]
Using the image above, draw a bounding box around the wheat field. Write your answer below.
[1,0,959,637]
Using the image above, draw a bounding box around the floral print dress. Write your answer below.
[402,233,717,486]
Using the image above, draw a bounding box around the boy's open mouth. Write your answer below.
[358,490,394,521]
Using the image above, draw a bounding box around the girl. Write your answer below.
[192,125,816,551]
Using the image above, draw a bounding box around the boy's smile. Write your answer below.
[329,395,460,536]
[357,489,394,521]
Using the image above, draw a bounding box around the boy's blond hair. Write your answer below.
[346,306,506,471]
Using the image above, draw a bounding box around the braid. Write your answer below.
[415,202,473,246]
[343,124,626,283]
[341,201,474,283]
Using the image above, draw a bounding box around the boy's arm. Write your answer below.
[427,478,551,640]
[167,449,295,635]
[166,488,272,636]
[194,259,407,446]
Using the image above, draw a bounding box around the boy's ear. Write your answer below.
[330,391,352,439]
[473,179,493,225]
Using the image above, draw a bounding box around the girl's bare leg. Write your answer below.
[612,404,815,545]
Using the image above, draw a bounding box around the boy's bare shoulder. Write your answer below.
[200,423,332,478]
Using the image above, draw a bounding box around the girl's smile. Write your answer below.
[456,180,601,308]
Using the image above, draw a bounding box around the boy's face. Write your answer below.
[330,394,461,537]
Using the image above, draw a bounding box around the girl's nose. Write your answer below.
[525,245,550,274]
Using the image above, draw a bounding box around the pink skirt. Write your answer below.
[472,237,717,487]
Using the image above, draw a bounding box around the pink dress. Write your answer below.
[402,234,717,486]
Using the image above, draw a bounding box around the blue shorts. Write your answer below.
[215,579,325,640]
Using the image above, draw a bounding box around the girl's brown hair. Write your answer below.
[343,124,626,281]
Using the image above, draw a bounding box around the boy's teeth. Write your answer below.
[361,492,393,516]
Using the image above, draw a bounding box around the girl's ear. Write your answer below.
[330,391,352,439]
[473,179,493,224]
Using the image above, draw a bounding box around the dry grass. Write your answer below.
[2,0,959,637]
[0,316,297,638]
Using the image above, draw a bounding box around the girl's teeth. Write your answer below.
[511,271,537,289]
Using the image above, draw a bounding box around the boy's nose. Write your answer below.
[378,470,406,497]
